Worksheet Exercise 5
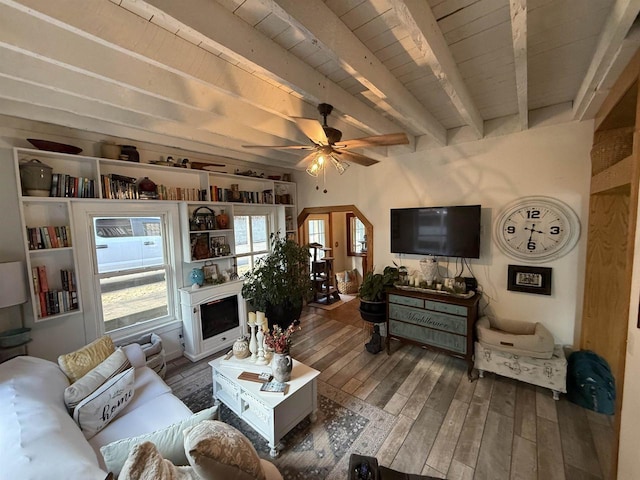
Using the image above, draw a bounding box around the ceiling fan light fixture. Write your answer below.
[306,160,320,177]
[330,155,349,175]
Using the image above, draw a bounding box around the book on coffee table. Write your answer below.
[259,381,288,395]
[237,371,272,383]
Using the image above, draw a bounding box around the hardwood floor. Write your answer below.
[165,298,613,479]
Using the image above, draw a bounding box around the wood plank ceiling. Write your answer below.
[0,0,639,168]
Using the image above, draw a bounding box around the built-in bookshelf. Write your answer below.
[14,147,297,322]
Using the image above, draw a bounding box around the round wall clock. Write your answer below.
[494,196,581,262]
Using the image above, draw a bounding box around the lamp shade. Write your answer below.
[0,261,28,308]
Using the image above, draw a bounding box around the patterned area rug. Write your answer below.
[179,380,395,480]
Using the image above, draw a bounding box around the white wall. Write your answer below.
[295,117,593,346]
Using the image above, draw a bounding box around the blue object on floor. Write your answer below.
[566,350,615,415]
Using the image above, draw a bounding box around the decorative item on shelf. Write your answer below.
[136,176,158,200]
[202,262,218,283]
[232,335,250,359]
[216,209,229,229]
[230,184,241,202]
[191,234,210,260]
[189,267,204,287]
[27,138,82,154]
[282,173,291,182]
[419,256,438,285]
[19,159,53,197]
[100,142,121,159]
[192,206,216,231]
[119,145,140,162]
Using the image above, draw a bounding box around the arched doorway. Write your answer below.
[297,205,373,275]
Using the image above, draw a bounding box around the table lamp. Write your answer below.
[0,261,31,347]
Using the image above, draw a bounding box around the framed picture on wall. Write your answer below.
[507,265,552,295]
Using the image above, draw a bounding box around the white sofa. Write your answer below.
[0,345,282,480]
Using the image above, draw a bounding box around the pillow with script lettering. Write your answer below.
[73,367,135,439]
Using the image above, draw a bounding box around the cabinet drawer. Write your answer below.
[389,294,424,308]
[389,319,466,354]
[389,303,467,335]
[424,300,467,317]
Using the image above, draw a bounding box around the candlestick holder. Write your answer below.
[255,324,268,365]
[248,322,258,362]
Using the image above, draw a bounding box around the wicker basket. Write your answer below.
[591,127,634,175]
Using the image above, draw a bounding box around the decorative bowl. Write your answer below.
[0,327,31,348]
[27,139,82,154]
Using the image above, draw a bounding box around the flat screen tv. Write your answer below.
[390,205,481,258]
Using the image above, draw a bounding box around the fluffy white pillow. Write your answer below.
[184,420,266,480]
[65,347,131,411]
[119,441,199,480]
[74,367,135,439]
[100,406,218,477]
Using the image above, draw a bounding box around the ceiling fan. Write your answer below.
[242,103,409,176]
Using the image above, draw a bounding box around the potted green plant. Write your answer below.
[358,266,399,321]
[241,232,313,328]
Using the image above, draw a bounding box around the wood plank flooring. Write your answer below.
[165,298,614,480]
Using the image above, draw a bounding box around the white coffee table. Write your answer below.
[209,356,320,457]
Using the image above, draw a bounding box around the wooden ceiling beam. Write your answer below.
[0,45,304,163]
[5,0,371,144]
[387,0,484,139]
[573,0,640,120]
[140,0,417,140]
[256,0,446,145]
[509,0,528,130]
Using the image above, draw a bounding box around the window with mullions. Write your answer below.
[234,213,270,277]
[92,215,170,333]
[307,219,326,259]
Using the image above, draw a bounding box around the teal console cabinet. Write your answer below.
[386,288,480,375]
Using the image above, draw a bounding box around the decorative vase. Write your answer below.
[216,209,229,229]
[271,352,292,383]
[120,145,140,162]
[232,336,250,359]
[19,159,52,197]
[420,256,438,286]
[189,268,204,286]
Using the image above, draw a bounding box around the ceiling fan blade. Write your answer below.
[295,151,319,168]
[242,144,315,150]
[334,132,409,150]
[292,117,329,145]
[334,150,379,167]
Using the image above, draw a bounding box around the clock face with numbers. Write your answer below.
[494,197,581,262]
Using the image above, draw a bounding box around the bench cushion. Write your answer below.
[476,316,555,359]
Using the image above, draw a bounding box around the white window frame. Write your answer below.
[72,201,182,341]
[233,206,276,276]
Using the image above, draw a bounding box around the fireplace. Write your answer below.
[201,296,239,340]
[179,280,246,361]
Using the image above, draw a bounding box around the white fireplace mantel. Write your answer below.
[179,280,246,362]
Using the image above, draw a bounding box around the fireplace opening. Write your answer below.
[200,295,239,341]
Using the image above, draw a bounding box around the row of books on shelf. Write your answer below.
[31,266,78,318]
[100,174,208,201]
[50,173,97,198]
[27,225,72,250]
[210,187,274,204]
